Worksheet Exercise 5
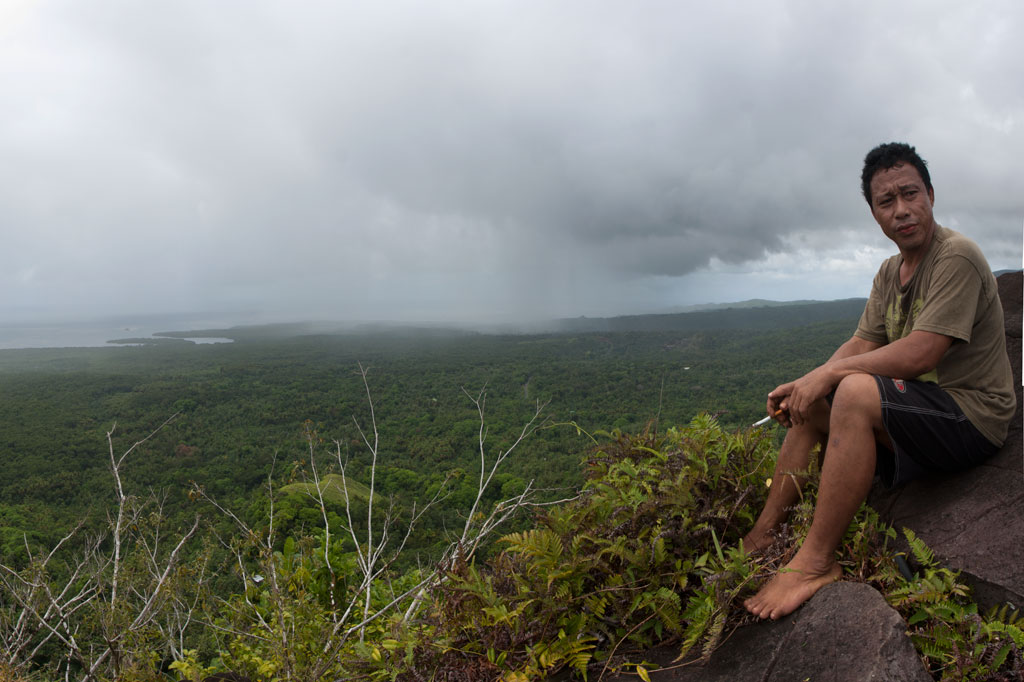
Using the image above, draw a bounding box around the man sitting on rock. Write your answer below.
[742,142,1016,620]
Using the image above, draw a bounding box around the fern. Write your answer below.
[873,529,1024,679]
[903,527,937,568]
[414,416,779,679]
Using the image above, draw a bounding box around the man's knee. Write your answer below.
[831,373,881,417]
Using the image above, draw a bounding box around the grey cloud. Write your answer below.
[0,0,1021,322]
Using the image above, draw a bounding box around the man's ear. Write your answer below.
[928,186,935,206]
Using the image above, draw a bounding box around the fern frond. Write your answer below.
[902,528,936,568]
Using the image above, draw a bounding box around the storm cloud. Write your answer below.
[1,0,1021,323]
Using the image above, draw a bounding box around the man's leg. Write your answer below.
[741,399,830,553]
[745,373,884,620]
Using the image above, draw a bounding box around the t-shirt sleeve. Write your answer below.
[912,254,981,342]
[855,268,888,344]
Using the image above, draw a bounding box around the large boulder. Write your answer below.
[868,270,1023,611]
[603,583,931,681]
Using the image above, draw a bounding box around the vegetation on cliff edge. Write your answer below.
[3,412,1020,681]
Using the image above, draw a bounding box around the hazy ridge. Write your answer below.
[84,297,871,346]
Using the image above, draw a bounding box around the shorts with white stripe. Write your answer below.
[872,376,998,487]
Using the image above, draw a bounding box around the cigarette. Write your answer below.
[752,409,785,427]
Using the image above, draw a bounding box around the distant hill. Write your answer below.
[552,298,868,333]
[659,298,826,314]
[140,298,870,342]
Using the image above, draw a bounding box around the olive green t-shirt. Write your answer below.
[855,225,1016,446]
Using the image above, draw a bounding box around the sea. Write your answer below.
[0,313,246,350]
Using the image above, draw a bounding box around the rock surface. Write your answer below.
[604,583,931,681]
[868,270,1023,612]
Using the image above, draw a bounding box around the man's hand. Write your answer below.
[767,365,837,427]
[766,384,793,427]
[769,365,837,426]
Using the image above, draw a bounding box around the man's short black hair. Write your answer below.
[861,142,932,206]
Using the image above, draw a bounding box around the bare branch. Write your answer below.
[106,414,179,612]
[455,389,549,557]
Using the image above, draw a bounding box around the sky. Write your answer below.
[1,0,1022,326]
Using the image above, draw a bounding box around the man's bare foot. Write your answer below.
[743,555,841,620]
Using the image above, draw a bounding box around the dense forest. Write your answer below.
[0,305,856,565]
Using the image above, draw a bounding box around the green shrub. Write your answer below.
[409,414,777,679]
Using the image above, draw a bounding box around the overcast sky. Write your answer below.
[1,0,1021,325]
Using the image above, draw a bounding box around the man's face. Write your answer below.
[868,163,936,255]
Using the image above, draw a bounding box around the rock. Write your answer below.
[868,270,1024,613]
[602,583,930,681]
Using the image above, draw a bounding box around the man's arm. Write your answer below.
[825,330,950,382]
[769,331,951,426]
[827,335,884,364]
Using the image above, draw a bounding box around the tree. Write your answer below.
[0,416,208,681]
[184,365,568,679]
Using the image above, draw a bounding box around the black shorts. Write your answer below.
[872,376,999,487]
